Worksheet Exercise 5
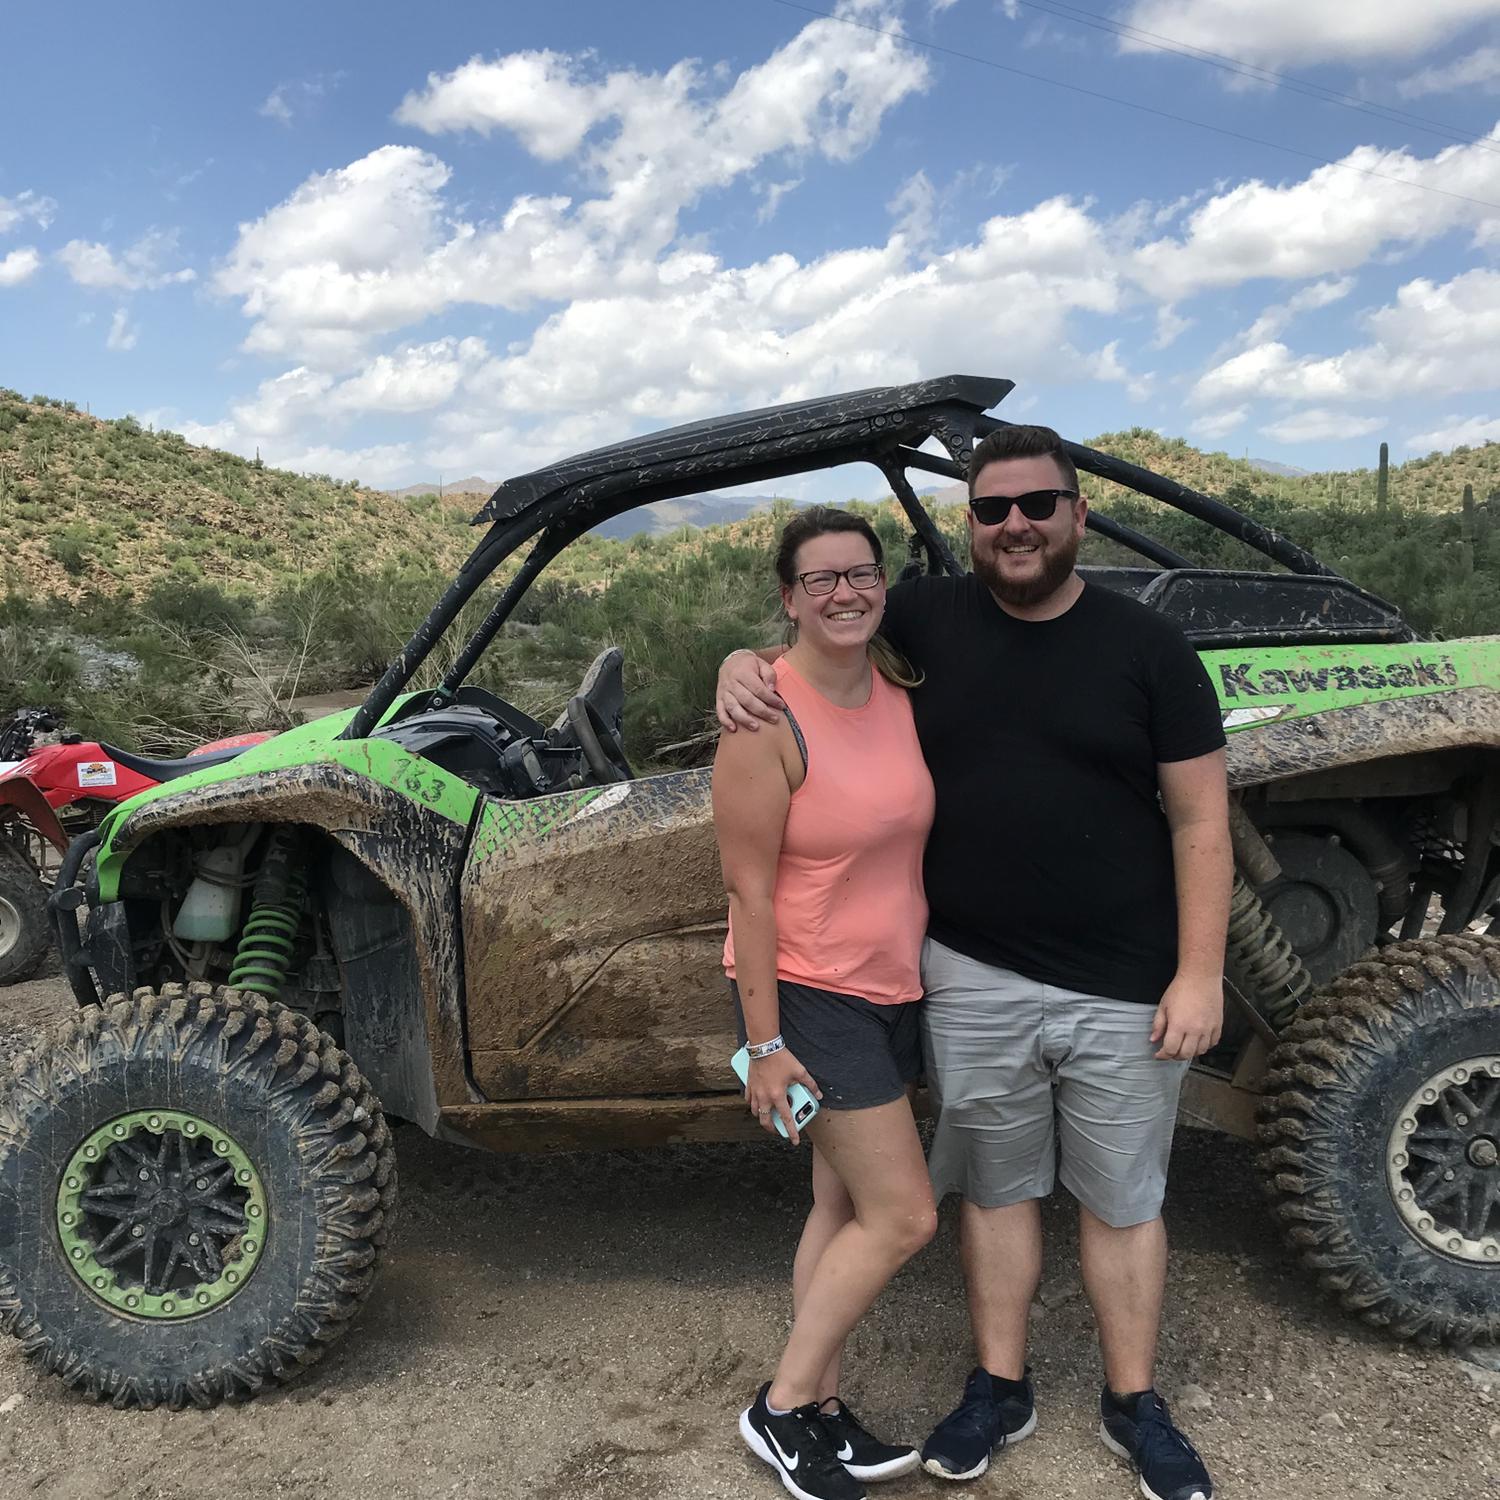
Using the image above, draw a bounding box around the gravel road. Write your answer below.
[2,968,1497,1499]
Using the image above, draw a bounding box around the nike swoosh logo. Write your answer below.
[768,1430,800,1472]
[837,1442,854,1462]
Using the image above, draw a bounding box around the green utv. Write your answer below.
[2,376,1498,1408]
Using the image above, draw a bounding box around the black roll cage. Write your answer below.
[342,374,1339,742]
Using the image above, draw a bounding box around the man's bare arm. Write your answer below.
[1153,748,1231,1060]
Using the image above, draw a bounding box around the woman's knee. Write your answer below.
[871,1195,938,1259]
[906,1200,940,1255]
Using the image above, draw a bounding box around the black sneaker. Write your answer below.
[1098,1388,1213,1500]
[818,1400,919,1482]
[740,1382,868,1500]
[920,1366,1037,1481]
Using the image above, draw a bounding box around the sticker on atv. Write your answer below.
[1222,705,1291,729]
[77,760,118,788]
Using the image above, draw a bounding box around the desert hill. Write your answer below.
[3,386,1496,602]
[0,391,484,602]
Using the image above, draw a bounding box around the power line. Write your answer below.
[1015,0,1500,157]
[764,0,1500,214]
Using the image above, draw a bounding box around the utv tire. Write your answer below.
[1257,935,1500,1345]
[0,983,397,1408]
[0,843,49,985]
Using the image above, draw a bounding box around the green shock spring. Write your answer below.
[227,828,306,999]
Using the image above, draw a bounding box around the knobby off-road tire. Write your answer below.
[0,983,397,1408]
[0,842,49,985]
[1257,935,1500,1345]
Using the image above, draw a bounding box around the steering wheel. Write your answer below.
[565,695,633,784]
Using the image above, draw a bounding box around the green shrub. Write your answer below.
[47,525,93,575]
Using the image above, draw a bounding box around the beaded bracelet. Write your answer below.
[746,1034,786,1060]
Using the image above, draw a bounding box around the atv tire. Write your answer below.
[1257,935,1500,1345]
[0,841,49,985]
[0,984,397,1408]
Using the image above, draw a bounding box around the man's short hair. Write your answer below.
[967,424,1079,497]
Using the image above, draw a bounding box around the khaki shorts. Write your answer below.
[921,938,1188,1228]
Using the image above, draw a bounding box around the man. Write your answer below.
[717,424,1229,1500]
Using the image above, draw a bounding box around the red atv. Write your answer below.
[0,708,268,984]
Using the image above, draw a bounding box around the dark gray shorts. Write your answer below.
[729,978,922,1111]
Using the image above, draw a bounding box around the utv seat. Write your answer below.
[97,743,253,782]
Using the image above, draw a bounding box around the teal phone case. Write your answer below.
[730,1045,820,1137]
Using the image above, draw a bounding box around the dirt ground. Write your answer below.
[2,967,1497,1500]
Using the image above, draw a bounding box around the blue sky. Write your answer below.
[3,0,1500,497]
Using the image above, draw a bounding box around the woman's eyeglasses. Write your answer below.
[969,489,1078,526]
[795,563,885,595]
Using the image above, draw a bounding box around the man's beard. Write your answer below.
[971,530,1081,607]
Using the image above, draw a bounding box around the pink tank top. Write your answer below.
[723,655,935,1004]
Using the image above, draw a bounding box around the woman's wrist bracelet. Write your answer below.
[746,1035,785,1060]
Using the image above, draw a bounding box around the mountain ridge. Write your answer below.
[4,388,1498,602]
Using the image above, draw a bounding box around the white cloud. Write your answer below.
[756,178,803,224]
[229,366,336,438]
[1399,45,1500,97]
[1192,341,1298,407]
[440,194,1122,432]
[1132,131,1500,300]
[58,230,195,291]
[1406,414,1500,450]
[260,89,293,126]
[328,336,489,414]
[260,73,343,127]
[186,9,1500,484]
[263,441,415,486]
[0,247,41,286]
[1151,305,1193,349]
[1193,267,1500,408]
[106,308,138,351]
[0,190,56,235]
[1239,276,1355,347]
[221,10,929,365]
[1120,1,1500,67]
[397,5,927,202]
[395,50,606,158]
[172,393,416,484]
[1261,408,1384,443]
[1190,407,1248,442]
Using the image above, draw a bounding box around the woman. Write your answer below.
[713,507,937,1500]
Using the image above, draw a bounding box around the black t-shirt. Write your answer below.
[882,575,1226,1006]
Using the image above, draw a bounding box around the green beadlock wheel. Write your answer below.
[56,1110,268,1319]
[0,983,397,1409]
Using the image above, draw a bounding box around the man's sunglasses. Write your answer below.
[795,563,885,595]
[969,489,1078,526]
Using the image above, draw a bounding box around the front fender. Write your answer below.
[0,775,68,853]
[101,760,479,1132]
[1226,686,1500,789]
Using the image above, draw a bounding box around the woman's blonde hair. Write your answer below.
[774,506,922,689]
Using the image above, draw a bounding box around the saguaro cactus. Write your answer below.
[1461,482,1476,575]
[1376,441,1389,515]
